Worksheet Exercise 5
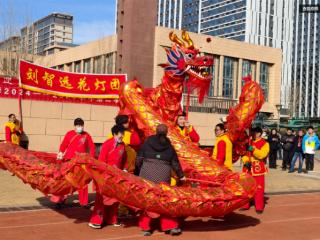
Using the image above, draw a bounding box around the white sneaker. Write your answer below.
[88,223,102,229]
[113,222,123,227]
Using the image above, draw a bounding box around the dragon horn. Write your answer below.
[182,30,194,49]
[169,31,185,48]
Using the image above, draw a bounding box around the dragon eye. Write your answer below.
[187,53,193,58]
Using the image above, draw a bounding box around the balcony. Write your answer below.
[182,94,238,114]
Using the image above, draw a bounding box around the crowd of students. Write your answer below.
[267,127,320,173]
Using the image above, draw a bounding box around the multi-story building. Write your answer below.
[292,1,320,118]
[20,13,74,56]
[158,0,294,112]
[0,36,21,52]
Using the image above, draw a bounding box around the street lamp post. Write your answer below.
[275,104,282,130]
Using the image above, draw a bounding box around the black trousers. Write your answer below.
[269,149,278,168]
[282,150,294,169]
[305,154,315,171]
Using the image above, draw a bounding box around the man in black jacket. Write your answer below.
[281,128,295,170]
[268,129,281,168]
[288,130,305,173]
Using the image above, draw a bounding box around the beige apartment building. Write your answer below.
[21,13,74,56]
[0,26,282,151]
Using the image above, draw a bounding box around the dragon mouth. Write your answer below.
[186,65,211,80]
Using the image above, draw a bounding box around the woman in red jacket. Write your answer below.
[176,112,199,143]
[89,125,127,229]
[51,118,95,208]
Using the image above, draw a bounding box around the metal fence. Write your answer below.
[182,94,238,114]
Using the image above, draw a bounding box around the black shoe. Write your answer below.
[55,203,63,210]
[256,210,263,214]
[142,230,152,236]
[282,168,287,171]
[239,208,250,211]
[165,228,182,236]
[288,170,294,173]
[82,204,91,209]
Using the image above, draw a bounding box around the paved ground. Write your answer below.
[0,193,320,240]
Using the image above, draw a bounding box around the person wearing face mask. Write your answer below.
[176,111,199,143]
[52,117,95,208]
[108,114,141,216]
[107,115,141,173]
[89,125,127,229]
[4,113,23,145]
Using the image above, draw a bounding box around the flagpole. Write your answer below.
[18,61,23,129]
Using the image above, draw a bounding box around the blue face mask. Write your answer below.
[75,126,84,133]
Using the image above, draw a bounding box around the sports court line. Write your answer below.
[97,232,163,240]
[264,216,320,224]
[265,202,320,208]
[0,220,72,229]
[0,208,51,214]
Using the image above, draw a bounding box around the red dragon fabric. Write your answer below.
[0,31,265,217]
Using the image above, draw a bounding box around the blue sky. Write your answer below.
[0,0,116,44]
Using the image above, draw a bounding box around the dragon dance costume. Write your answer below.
[242,137,269,211]
[212,133,233,170]
[5,121,22,145]
[176,125,199,143]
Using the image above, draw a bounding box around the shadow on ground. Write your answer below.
[36,193,260,230]
[36,192,97,208]
[182,212,260,232]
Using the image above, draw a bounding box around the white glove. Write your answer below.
[57,152,64,160]
[180,176,186,181]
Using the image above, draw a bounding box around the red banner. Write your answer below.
[0,77,119,106]
[19,60,126,99]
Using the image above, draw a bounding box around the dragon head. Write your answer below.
[160,30,214,102]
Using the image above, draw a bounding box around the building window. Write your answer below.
[2,58,8,71]
[204,53,220,97]
[66,63,72,72]
[242,60,256,85]
[260,62,269,101]
[93,56,102,73]
[104,53,115,73]
[83,59,91,73]
[222,57,234,98]
[11,59,16,71]
[74,61,81,73]
[47,49,54,55]
[58,65,64,71]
